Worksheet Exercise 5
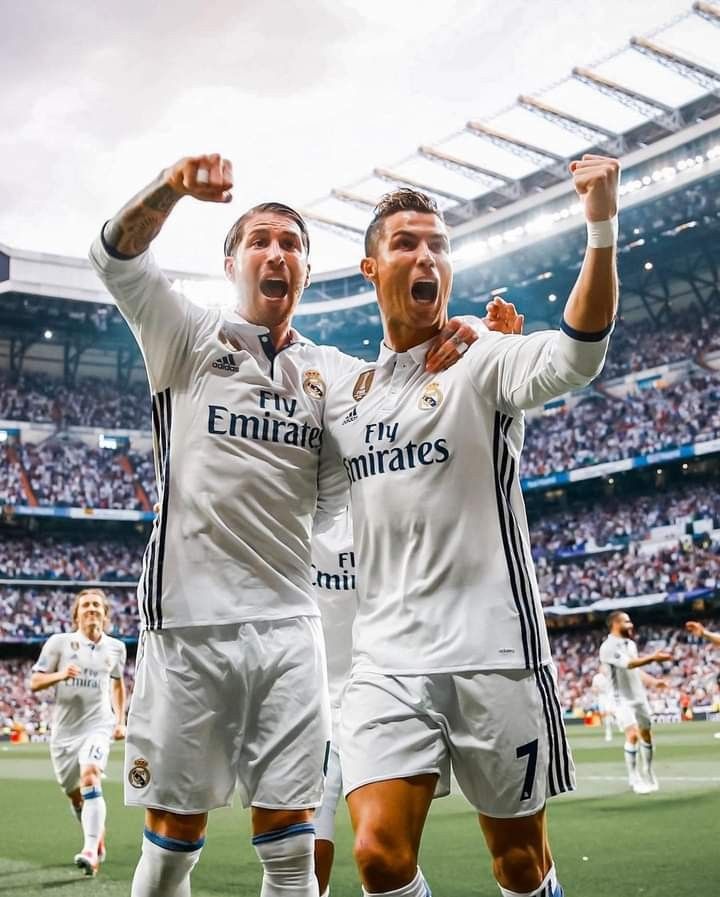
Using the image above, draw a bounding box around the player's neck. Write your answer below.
[383,319,446,354]
[79,625,102,644]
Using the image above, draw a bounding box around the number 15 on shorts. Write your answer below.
[516,738,538,801]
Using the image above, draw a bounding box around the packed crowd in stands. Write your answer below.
[0,587,138,641]
[3,622,717,738]
[523,371,720,477]
[0,536,143,581]
[535,540,720,607]
[529,481,720,559]
[600,306,720,381]
[0,371,150,430]
[11,441,151,510]
[553,621,720,717]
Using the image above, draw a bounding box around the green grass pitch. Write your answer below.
[1,722,718,896]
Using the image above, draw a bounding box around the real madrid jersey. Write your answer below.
[599,635,647,702]
[324,320,610,674]
[32,632,126,743]
[89,233,361,630]
[312,509,356,709]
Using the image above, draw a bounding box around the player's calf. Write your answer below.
[131,829,205,897]
[78,766,106,863]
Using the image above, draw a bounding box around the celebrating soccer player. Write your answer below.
[320,154,621,897]
[89,153,480,897]
[30,588,127,877]
[599,611,672,794]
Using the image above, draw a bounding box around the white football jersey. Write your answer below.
[324,321,610,674]
[599,634,647,702]
[89,235,360,629]
[32,631,126,743]
[591,671,610,695]
[312,509,356,708]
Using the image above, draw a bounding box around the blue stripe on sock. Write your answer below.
[80,788,101,800]
[144,828,205,853]
[251,822,315,846]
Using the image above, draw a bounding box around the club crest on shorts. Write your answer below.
[352,370,375,402]
[418,382,443,410]
[128,757,151,789]
[303,369,325,400]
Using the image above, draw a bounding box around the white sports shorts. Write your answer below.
[614,699,652,731]
[340,664,575,818]
[124,616,331,814]
[314,740,343,842]
[51,728,113,794]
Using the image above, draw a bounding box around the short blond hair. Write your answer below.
[71,588,112,631]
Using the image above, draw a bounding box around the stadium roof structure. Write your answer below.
[1,2,720,375]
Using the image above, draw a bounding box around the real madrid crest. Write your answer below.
[303,369,326,400]
[128,757,151,789]
[419,382,443,411]
[352,370,375,402]
[70,640,80,651]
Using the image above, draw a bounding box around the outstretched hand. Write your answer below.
[484,297,524,334]
[165,154,234,204]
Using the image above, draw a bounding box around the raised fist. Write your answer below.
[484,297,524,335]
[164,154,233,204]
[569,154,620,223]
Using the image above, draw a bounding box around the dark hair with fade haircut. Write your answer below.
[606,610,627,630]
[364,189,443,257]
[223,202,310,259]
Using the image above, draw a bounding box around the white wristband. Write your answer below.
[586,216,618,249]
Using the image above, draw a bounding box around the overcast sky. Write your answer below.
[0,0,698,276]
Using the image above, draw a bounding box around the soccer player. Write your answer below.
[599,611,672,794]
[321,153,621,897]
[89,153,477,897]
[30,588,127,876]
[311,303,522,897]
[591,668,615,742]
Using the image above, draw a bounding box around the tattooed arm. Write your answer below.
[103,153,234,257]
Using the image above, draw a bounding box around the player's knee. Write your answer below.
[353,830,416,890]
[626,727,639,744]
[80,765,102,789]
[253,823,316,891]
[492,843,545,893]
[146,809,207,844]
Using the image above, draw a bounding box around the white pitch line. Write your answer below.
[580,775,720,782]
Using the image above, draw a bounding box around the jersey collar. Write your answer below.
[222,310,313,347]
[376,335,436,369]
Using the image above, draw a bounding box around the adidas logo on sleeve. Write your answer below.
[212,353,239,373]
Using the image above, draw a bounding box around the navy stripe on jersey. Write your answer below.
[139,387,172,630]
[497,413,542,668]
[492,413,531,669]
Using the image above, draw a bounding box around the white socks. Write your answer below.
[639,739,654,779]
[80,784,106,857]
[253,823,318,897]
[624,741,638,782]
[362,867,432,896]
[130,830,204,897]
[497,863,561,897]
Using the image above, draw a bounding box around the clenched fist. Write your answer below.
[164,153,234,204]
[569,154,620,222]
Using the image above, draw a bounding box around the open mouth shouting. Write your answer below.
[411,279,439,303]
[259,278,290,300]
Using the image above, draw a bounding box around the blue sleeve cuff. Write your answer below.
[100,221,143,261]
[560,317,615,342]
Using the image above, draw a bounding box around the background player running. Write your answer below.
[30,588,127,877]
[599,611,672,794]
[322,152,620,897]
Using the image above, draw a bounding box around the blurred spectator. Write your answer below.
[0,587,138,640]
[0,536,143,581]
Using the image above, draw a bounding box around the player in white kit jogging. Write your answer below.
[322,153,621,897]
[599,611,672,794]
[30,588,127,877]
[89,153,478,897]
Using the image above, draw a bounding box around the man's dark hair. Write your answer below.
[223,202,310,258]
[364,189,443,256]
[607,610,626,630]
